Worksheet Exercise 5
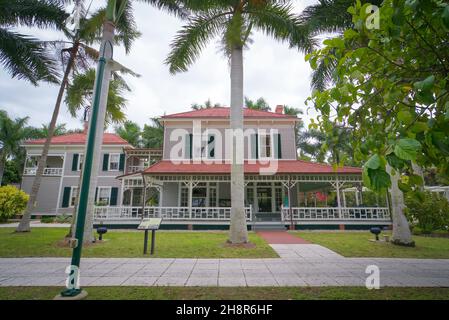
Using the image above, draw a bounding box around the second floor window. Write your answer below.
[108,154,120,171]
[70,187,78,207]
[260,134,271,158]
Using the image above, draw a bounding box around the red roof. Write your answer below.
[24,132,129,145]
[143,160,361,175]
[161,107,297,120]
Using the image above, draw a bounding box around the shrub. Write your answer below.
[405,191,449,234]
[55,214,71,223]
[40,216,55,223]
[0,186,29,222]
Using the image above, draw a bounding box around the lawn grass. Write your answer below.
[0,286,448,300]
[0,228,276,258]
[292,231,449,259]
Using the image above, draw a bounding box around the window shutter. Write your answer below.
[251,133,259,159]
[110,187,118,206]
[102,154,109,171]
[119,154,125,171]
[95,187,98,203]
[61,187,71,208]
[185,134,192,159]
[208,134,215,159]
[71,154,79,171]
[274,133,282,159]
[277,133,282,159]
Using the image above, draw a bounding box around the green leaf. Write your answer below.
[394,138,421,160]
[369,168,391,191]
[413,75,435,91]
[398,110,413,124]
[365,154,381,169]
[442,5,449,30]
[398,181,412,193]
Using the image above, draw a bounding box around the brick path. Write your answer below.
[257,231,310,244]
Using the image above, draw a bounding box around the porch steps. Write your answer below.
[252,213,286,231]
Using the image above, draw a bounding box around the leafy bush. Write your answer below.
[405,191,449,234]
[40,216,54,223]
[55,214,71,223]
[0,186,29,222]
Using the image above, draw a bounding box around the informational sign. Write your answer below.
[138,218,162,230]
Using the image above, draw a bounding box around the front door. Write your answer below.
[257,187,272,213]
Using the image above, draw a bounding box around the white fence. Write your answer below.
[94,206,253,221]
[23,167,63,176]
[281,207,391,221]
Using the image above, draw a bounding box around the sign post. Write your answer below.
[138,218,162,255]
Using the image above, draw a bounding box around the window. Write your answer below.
[259,133,271,158]
[207,134,215,159]
[78,154,84,171]
[70,187,78,207]
[96,187,111,206]
[108,154,120,171]
[180,182,217,207]
[180,186,188,207]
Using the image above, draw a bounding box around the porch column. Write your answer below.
[141,176,147,219]
[335,177,342,219]
[342,189,346,207]
[188,181,193,219]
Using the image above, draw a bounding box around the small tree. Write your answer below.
[0,186,29,222]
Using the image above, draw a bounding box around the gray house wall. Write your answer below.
[21,144,128,216]
[163,121,298,161]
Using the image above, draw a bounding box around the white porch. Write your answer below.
[94,172,391,226]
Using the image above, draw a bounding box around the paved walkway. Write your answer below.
[1,245,449,287]
[257,231,310,244]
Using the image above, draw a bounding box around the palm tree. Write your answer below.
[115,121,142,147]
[298,0,382,91]
[245,97,270,111]
[0,0,68,85]
[25,123,68,139]
[16,0,141,232]
[191,98,223,110]
[142,118,164,149]
[166,0,314,244]
[0,111,29,185]
[65,68,130,125]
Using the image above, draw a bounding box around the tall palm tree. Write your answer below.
[25,123,68,139]
[0,111,29,184]
[166,0,314,244]
[0,0,68,85]
[245,97,270,111]
[16,0,141,232]
[65,68,130,125]
[115,120,142,147]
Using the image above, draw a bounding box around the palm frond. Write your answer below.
[165,9,230,74]
[246,1,317,54]
[0,0,69,29]
[310,52,338,91]
[137,0,190,19]
[0,28,59,85]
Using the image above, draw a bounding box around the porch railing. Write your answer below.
[23,167,63,176]
[94,206,253,221]
[281,206,391,221]
[127,165,145,173]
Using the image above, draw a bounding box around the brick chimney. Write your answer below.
[275,105,284,114]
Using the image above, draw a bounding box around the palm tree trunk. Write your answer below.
[82,20,115,244]
[16,42,80,232]
[228,46,248,244]
[386,164,415,246]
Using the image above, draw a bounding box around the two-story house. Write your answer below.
[104,106,391,229]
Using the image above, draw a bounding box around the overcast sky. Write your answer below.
[0,0,319,131]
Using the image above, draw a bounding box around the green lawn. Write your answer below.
[1,286,448,300]
[0,228,276,258]
[292,231,449,259]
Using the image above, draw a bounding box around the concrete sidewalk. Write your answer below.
[1,244,449,287]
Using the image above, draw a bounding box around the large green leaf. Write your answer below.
[394,138,421,160]
[365,154,381,169]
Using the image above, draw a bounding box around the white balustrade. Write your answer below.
[127,165,145,173]
[281,207,390,221]
[24,167,63,176]
[94,206,253,221]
